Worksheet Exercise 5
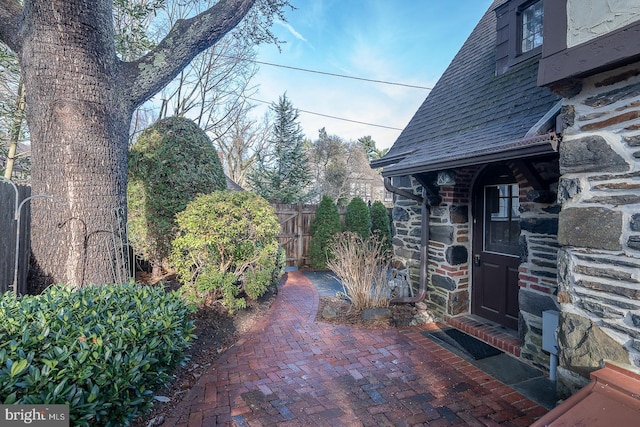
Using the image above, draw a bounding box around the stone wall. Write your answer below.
[555,61,640,396]
[390,172,474,320]
[429,168,474,319]
[390,162,560,370]
[514,159,561,369]
[390,175,423,286]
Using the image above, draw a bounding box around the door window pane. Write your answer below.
[484,184,520,255]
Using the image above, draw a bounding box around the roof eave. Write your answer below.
[381,134,558,177]
[369,149,416,169]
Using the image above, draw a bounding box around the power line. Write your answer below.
[254,60,432,90]
[248,97,404,130]
[221,55,433,90]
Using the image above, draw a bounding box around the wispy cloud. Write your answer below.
[253,1,493,149]
[275,19,307,42]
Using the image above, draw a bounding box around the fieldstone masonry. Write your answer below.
[555,61,640,397]
[517,161,561,369]
[390,162,561,371]
[390,174,473,321]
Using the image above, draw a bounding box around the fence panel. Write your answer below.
[0,182,31,294]
[271,202,346,268]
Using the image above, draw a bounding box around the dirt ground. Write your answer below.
[133,273,419,426]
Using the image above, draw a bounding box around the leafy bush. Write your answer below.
[0,284,194,426]
[370,200,392,256]
[128,116,227,276]
[345,197,371,239]
[309,195,342,269]
[171,191,281,311]
[327,232,390,310]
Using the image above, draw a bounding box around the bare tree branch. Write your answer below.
[121,0,257,109]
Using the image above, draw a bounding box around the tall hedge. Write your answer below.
[370,200,392,255]
[309,195,342,269]
[345,197,371,239]
[128,117,227,276]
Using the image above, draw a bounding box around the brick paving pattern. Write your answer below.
[164,271,548,426]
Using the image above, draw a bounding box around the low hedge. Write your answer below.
[0,283,195,426]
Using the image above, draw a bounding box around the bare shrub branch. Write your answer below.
[327,232,391,311]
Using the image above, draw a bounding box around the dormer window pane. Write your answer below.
[521,1,543,53]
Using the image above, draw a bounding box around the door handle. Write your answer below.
[473,254,481,266]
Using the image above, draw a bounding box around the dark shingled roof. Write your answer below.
[375,0,561,177]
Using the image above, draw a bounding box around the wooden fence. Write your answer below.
[1,196,349,291]
[271,202,346,267]
[0,181,31,294]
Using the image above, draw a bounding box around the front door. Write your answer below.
[472,165,520,330]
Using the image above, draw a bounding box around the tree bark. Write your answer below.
[21,0,130,288]
[0,0,260,289]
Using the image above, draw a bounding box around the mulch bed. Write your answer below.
[316,295,419,329]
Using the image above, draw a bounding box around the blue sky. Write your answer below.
[251,0,494,149]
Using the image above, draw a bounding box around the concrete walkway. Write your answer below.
[164,271,548,426]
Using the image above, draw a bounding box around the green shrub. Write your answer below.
[370,200,392,255]
[345,197,371,239]
[309,195,342,269]
[171,191,281,311]
[274,245,287,284]
[0,284,194,426]
[128,116,227,276]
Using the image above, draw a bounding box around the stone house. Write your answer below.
[372,0,640,397]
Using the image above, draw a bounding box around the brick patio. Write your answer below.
[163,271,548,426]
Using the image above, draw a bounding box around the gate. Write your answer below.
[0,181,31,293]
[271,202,345,267]
[272,203,316,267]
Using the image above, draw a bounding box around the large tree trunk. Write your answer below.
[22,0,132,289]
[0,0,262,289]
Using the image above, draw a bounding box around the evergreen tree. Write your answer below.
[309,195,342,269]
[358,135,388,161]
[370,200,392,254]
[248,94,313,203]
[345,197,371,239]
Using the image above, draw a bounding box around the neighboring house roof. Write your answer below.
[225,175,244,191]
[374,0,561,177]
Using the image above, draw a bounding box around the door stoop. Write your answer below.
[445,314,521,357]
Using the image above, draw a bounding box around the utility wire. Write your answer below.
[254,60,432,90]
[221,55,432,90]
[247,97,404,130]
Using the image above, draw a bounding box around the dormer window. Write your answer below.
[495,0,544,75]
[520,1,543,53]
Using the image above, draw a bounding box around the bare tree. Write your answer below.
[151,1,261,134]
[0,43,29,180]
[308,127,345,201]
[308,128,383,205]
[210,103,271,188]
[127,0,269,176]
